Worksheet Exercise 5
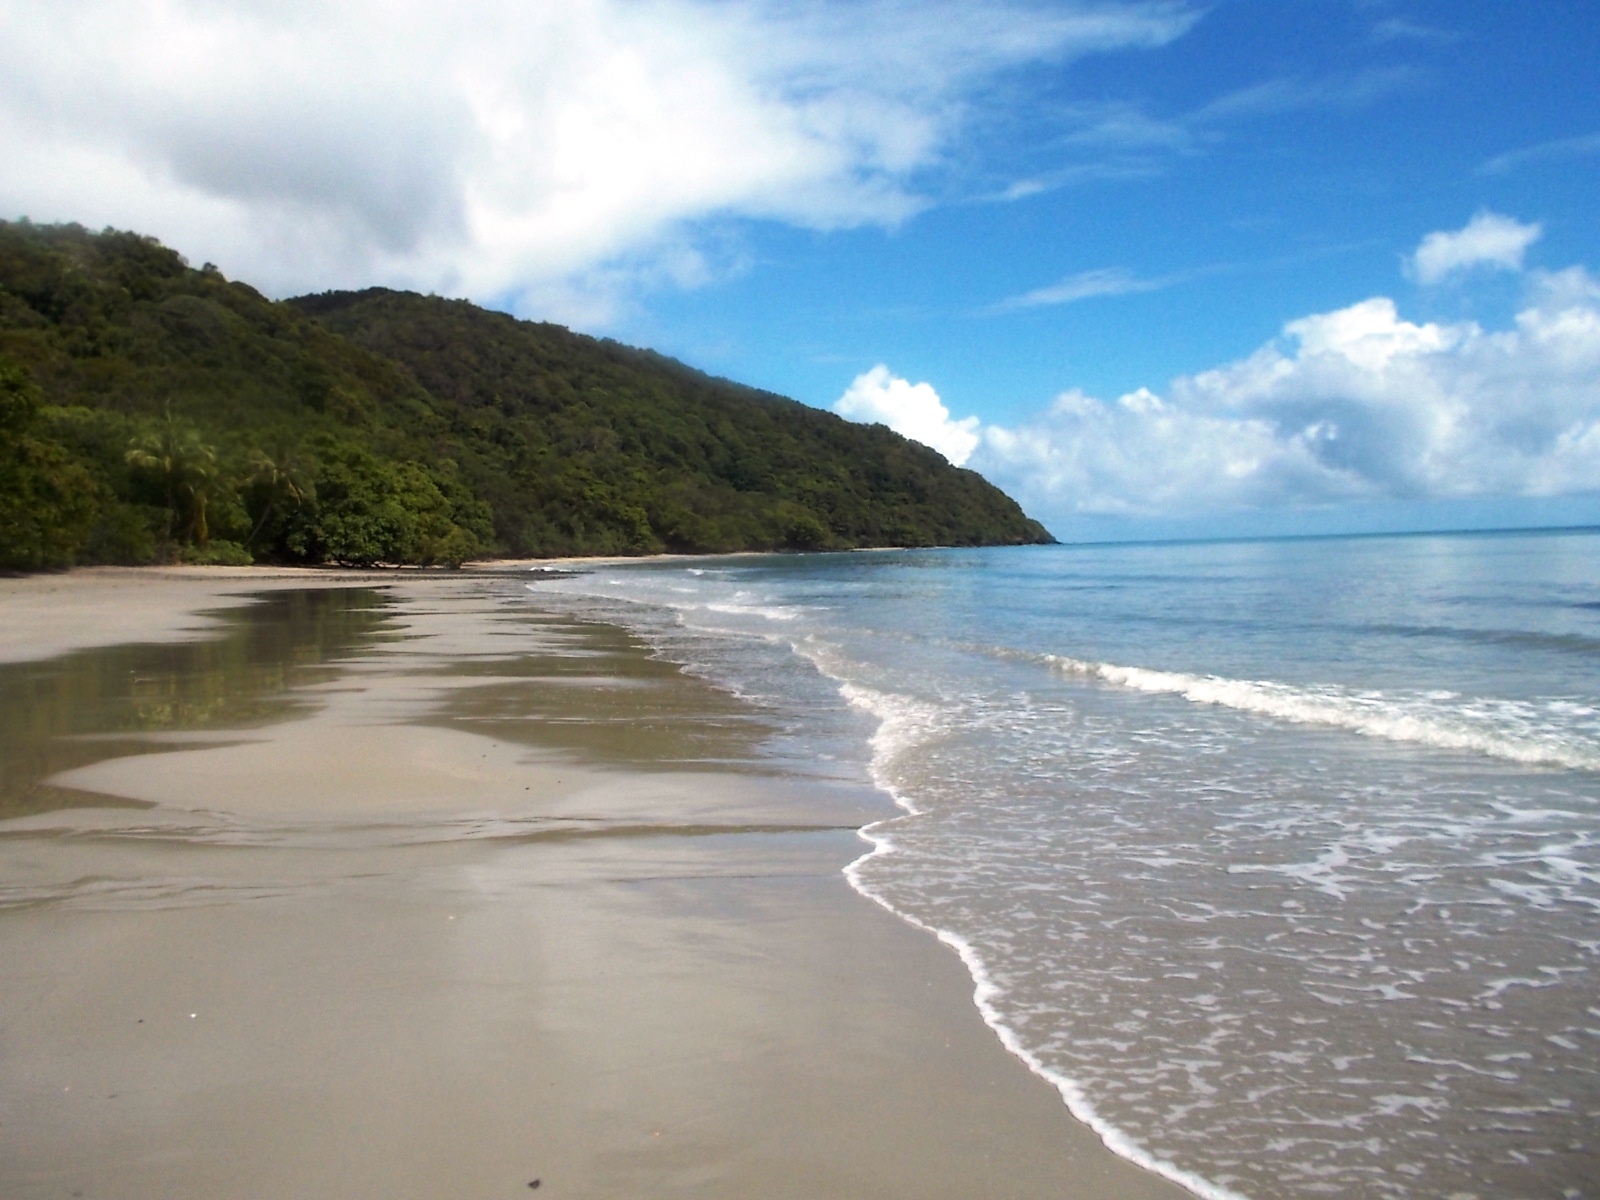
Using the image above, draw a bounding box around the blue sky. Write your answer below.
[641,3,1599,406]
[3,0,1597,540]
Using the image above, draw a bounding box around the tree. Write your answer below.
[285,439,484,567]
[242,441,315,554]
[0,361,99,569]
[125,412,218,548]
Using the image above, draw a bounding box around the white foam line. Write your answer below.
[1043,654,1600,773]
[829,675,1246,1200]
[705,601,801,621]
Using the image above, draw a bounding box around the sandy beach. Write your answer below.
[0,567,1191,1199]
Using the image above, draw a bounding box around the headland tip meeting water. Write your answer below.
[529,529,1600,1200]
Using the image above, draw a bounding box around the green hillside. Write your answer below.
[0,221,1053,569]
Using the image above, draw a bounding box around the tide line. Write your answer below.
[821,660,1246,1200]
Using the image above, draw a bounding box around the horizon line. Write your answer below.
[1044,521,1600,552]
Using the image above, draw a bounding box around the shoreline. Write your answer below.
[0,553,954,666]
[841,758,1236,1200]
[0,567,1194,1199]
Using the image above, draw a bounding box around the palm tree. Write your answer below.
[243,441,314,550]
[126,412,217,547]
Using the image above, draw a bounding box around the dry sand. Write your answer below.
[0,567,1192,1199]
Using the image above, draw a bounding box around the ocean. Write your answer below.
[528,528,1600,1200]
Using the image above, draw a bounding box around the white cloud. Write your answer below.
[1409,211,1542,284]
[969,263,1600,522]
[993,66,1419,206]
[991,266,1168,310]
[1190,67,1420,123]
[1480,131,1600,176]
[0,0,1194,321]
[1371,18,1458,44]
[835,365,981,466]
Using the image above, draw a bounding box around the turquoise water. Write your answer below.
[532,529,1600,1200]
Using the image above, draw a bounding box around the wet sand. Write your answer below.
[0,568,1192,1199]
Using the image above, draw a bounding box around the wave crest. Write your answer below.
[1043,654,1600,772]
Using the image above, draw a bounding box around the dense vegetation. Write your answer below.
[0,221,1052,569]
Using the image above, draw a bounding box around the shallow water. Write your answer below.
[532,530,1600,1200]
[0,589,392,820]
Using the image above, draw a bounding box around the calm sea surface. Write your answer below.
[531,529,1600,1200]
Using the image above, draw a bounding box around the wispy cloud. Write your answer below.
[992,159,1165,202]
[1055,102,1193,149]
[986,241,1376,312]
[1481,131,1600,175]
[987,266,1175,311]
[1190,67,1423,123]
[992,66,1423,205]
[1371,17,1459,44]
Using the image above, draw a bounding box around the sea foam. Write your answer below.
[1041,653,1600,772]
[830,666,1252,1200]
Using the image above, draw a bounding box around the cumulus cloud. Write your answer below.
[966,261,1600,522]
[0,0,1194,319]
[1408,211,1542,284]
[829,216,1599,524]
[835,365,981,466]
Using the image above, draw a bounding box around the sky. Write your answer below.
[3,0,1597,541]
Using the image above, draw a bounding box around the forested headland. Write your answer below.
[0,221,1053,570]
